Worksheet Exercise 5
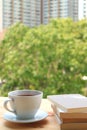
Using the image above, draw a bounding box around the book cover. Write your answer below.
[47,94,87,112]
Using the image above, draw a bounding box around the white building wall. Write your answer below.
[0,0,3,32]
[58,0,69,18]
[43,0,49,24]
[49,0,58,18]
[3,0,13,28]
[78,0,87,20]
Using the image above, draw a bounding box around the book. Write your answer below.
[47,94,87,112]
[51,104,87,123]
[58,120,87,130]
[61,123,87,130]
[51,104,87,119]
[55,115,87,130]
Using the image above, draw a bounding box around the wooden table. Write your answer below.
[0,97,60,130]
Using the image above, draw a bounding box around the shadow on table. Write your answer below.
[3,117,50,129]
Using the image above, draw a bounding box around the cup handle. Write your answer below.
[4,99,15,113]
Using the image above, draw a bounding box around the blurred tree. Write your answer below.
[0,19,87,97]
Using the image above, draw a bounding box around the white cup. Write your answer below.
[4,90,43,119]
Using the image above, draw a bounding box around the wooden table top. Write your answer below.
[0,97,60,130]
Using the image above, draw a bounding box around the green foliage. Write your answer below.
[0,19,87,97]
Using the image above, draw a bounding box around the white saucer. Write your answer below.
[3,110,48,123]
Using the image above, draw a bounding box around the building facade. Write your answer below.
[0,0,87,31]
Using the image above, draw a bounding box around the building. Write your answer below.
[0,0,87,32]
[68,0,87,21]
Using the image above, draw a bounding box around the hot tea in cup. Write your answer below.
[4,89,43,119]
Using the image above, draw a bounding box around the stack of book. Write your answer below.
[47,94,87,130]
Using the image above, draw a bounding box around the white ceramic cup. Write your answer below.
[4,90,43,119]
